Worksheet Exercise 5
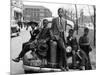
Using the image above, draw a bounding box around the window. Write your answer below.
[14,11,22,21]
[39,13,44,17]
[40,9,44,12]
[37,9,40,11]
[14,11,19,20]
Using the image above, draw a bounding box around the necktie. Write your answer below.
[59,18,63,32]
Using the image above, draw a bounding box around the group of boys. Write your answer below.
[12,8,92,71]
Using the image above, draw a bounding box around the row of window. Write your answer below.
[25,8,47,12]
[14,11,22,20]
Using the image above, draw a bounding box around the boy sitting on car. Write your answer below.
[66,29,78,69]
[12,19,50,63]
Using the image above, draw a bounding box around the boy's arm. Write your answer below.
[72,37,78,51]
[35,29,42,40]
[79,36,83,45]
[79,36,90,45]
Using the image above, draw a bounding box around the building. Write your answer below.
[11,0,23,26]
[23,5,52,22]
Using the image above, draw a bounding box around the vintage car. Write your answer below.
[11,20,20,37]
[22,17,61,73]
[22,17,83,73]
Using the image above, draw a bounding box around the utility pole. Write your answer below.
[75,4,78,34]
[80,9,84,27]
[93,5,96,46]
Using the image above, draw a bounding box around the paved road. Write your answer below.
[11,28,96,74]
[11,28,31,75]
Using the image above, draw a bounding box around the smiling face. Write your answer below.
[69,29,74,37]
[43,19,48,28]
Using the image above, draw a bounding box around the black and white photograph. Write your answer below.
[10,0,96,74]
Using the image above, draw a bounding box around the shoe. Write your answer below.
[65,66,69,71]
[60,66,66,71]
[73,66,77,70]
[12,58,20,62]
[79,66,84,70]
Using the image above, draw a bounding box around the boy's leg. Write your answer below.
[12,42,31,62]
[85,53,92,70]
[79,50,87,69]
[72,51,77,69]
[57,38,68,71]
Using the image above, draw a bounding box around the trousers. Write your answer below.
[55,37,68,68]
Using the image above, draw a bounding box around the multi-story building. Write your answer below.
[11,0,23,25]
[23,5,52,22]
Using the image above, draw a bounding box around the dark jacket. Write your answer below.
[37,28,51,41]
[67,36,78,51]
[79,35,92,54]
[30,29,40,41]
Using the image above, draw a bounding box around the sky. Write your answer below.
[22,0,94,17]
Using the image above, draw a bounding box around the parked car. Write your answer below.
[85,23,94,30]
[11,20,20,37]
[22,17,76,73]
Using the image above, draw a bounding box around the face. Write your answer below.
[84,30,89,36]
[43,19,48,27]
[69,30,74,37]
[69,32,73,37]
[31,25,35,29]
[58,8,64,18]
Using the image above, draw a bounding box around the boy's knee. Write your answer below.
[53,41,57,46]
[50,40,57,46]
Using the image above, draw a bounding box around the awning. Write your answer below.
[12,6,22,13]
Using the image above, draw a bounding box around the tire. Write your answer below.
[24,70,29,74]
[24,70,34,74]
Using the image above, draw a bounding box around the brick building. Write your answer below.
[23,5,52,22]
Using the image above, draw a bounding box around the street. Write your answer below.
[11,28,96,74]
[11,28,31,74]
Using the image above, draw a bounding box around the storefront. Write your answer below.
[11,0,23,26]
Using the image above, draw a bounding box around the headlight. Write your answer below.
[66,46,72,53]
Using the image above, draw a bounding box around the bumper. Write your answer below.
[23,65,61,72]
[11,32,19,37]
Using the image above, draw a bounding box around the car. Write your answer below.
[22,17,75,73]
[85,23,94,30]
[23,51,61,73]
[11,20,20,37]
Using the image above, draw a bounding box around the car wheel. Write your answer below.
[24,70,32,74]
[17,33,19,36]
[24,70,39,74]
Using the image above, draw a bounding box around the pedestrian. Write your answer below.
[79,27,92,70]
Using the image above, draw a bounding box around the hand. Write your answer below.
[50,39,53,42]
[43,40,46,43]
[34,39,37,44]
[72,50,76,55]
[55,35,60,40]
